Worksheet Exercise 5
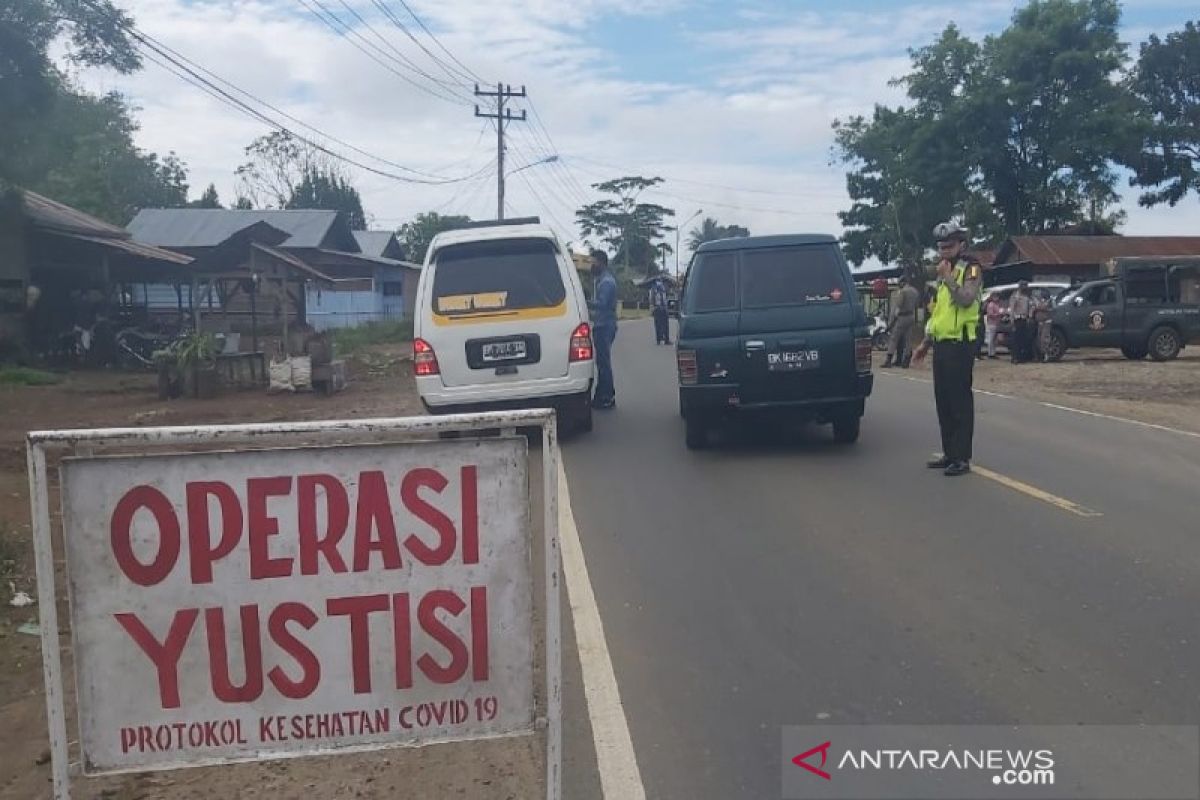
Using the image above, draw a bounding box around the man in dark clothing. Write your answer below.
[1009,281,1033,363]
[650,278,671,345]
[590,251,618,409]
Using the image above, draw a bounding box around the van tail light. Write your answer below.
[414,338,440,376]
[677,349,698,385]
[855,337,873,374]
[569,323,593,362]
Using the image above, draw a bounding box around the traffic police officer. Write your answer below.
[913,222,982,477]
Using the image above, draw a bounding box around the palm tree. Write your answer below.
[687,217,750,251]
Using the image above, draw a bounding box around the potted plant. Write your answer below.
[175,333,219,399]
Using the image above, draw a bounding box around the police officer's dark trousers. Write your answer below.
[933,339,975,463]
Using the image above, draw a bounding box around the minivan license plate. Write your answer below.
[482,339,526,362]
[767,350,820,371]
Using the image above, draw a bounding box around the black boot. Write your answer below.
[882,355,894,368]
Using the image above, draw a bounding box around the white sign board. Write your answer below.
[59,438,533,774]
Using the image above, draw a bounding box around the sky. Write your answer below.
[69,0,1200,266]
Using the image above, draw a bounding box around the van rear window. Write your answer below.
[688,253,737,312]
[741,246,847,308]
[432,238,566,315]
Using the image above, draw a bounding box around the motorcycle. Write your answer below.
[870,315,890,351]
[115,325,186,370]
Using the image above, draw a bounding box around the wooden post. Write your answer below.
[250,248,259,353]
[190,272,200,331]
[280,271,289,358]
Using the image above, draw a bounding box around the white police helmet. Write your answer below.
[932,221,968,243]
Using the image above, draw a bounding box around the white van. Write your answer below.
[413,218,595,433]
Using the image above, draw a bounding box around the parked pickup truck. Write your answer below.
[1043,257,1200,362]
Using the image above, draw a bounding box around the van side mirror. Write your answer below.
[1072,296,1084,308]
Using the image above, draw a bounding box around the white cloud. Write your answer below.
[65,0,1199,252]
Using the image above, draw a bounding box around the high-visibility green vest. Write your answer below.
[929,261,981,342]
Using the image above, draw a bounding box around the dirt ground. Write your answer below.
[0,342,541,800]
[896,347,1200,434]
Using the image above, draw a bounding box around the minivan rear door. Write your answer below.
[736,244,858,404]
[427,237,573,388]
[679,251,741,389]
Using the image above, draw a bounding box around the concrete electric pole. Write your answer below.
[474,83,527,220]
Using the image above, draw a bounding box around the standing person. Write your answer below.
[1009,281,1033,363]
[883,277,919,368]
[650,278,671,345]
[912,222,982,477]
[589,250,618,409]
[983,292,1004,359]
[1032,291,1053,362]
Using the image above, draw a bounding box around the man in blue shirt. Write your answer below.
[590,250,618,409]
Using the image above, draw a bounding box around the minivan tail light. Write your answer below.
[677,349,698,385]
[569,323,593,362]
[855,337,873,374]
[414,338,440,376]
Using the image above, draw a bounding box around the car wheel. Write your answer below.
[1044,328,1067,362]
[1149,326,1182,362]
[832,414,861,444]
[684,414,708,450]
[1121,345,1147,361]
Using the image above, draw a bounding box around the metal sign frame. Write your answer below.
[27,409,561,800]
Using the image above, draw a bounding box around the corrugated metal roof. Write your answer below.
[59,232,194,265]
[22,191,129,238]
[316,249,421,270]
[252,243,336,284]
[128,208,349,249]
[352,230,402,259]
[1004,236,1200,266]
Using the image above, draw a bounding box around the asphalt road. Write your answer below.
[561,318,1200,799]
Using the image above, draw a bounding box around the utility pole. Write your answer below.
[474,83,527,220]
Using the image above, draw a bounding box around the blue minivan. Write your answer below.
[676,235,874,448]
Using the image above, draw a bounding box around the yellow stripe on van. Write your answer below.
[431,300,569,326]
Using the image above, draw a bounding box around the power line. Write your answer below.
[391,0,485,84]
[103,12,470,181]
[431,160,497,214]
[566,153,846,200]
[80,1,490,186]
[525,99,593,202]
[369,0,477,88]
[295,0,471,106]
[567,159,838,218]
[511,129,588,208]
[329,0,468,95]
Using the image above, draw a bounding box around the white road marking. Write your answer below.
[558,461,647,800]
[1036,402,1200,440]
[878,371,1200,438]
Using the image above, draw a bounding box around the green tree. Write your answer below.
[1129,20,1200,207]
[397,212,472,263]
[1,0,141,183]
[576,177,674,275]
[833,2,1138,266]
[190,183,222,208]
[32,90,189,223]
[972,0,1135,233]
[287,167,366,229]
[686,216,750,251]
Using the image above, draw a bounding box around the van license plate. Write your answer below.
[767,350,820,371]
[482,340,526,362]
